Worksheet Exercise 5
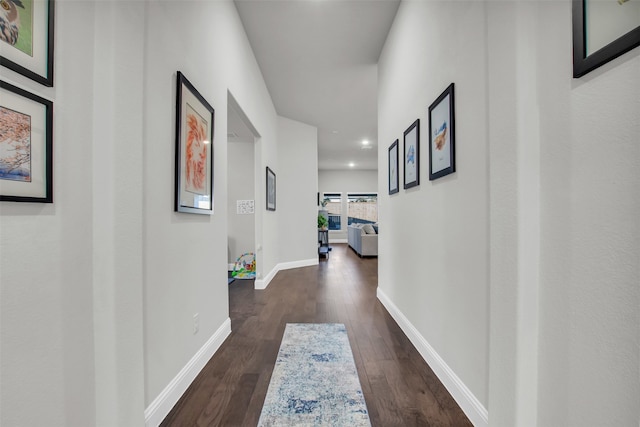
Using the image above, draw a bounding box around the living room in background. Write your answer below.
[347,193,377,226]
[322,192,342,231]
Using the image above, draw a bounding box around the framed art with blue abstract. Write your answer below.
[0,0,55,86]
[403,119,419,189]
[0,80,53,203]
[428,83,455,181]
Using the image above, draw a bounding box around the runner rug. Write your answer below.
[258,323,371,426]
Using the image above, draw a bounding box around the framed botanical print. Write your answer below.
[0,0,55,86]
[428,83,456,180]
[0,80,53,202]
[388,139,399,194]
[266,166,276,211]
[175,71,214,215]
[403,119,419,189]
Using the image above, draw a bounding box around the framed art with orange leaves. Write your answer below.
[0,80,53,202]
[428,83,455,181]
[175,71,214,215]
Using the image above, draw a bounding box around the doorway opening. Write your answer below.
[227,93,260,287]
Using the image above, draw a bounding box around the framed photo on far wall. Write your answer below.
[0,0,55,86]
[266,166,276,211]
[175,71,214,215]
[428,83,455,181]
[0,80,53,203]
[403,119,419,189]
[388,139,399,194]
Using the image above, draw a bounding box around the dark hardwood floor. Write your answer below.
[161,244,472,426]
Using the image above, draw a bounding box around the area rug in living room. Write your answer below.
[258,323,371,427]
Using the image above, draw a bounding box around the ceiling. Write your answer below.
[234,0,400,170]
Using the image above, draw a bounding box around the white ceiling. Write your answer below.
[234,0,400,170]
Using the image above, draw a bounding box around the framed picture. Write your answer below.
[174,71,214,215]
[0,0,55,86]
[403,119,419,189]
[428,83,455,181]
[572,0,640,77]
[266,166,276,211]
[388,139,399,194]
[0,80,52,202]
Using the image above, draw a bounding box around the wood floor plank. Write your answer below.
[160,244,471,426]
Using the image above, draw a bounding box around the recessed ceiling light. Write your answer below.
[349,162,355,167]
[362,140,369,146]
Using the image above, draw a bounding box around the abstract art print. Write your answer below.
[403,119,419,189]
[388,139,399,194]
[266,166,276,211]
[0,0,54,86]
[0,80,52,202]
[175,71,214,215]
[428,83,455,181]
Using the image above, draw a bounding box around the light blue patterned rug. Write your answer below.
[258,323,371,426]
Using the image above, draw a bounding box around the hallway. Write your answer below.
[161,244,471,426]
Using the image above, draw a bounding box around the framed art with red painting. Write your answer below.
[175,71,214,215]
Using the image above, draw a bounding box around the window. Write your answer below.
[347,193,377,225]
[322,192,342,230]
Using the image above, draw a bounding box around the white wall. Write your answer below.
[377,1,489,422]
[380,1,640,426]
[318,169,378,241]
[143,0,279,410]
[1,0,283,425]
[487,2,640,426]
[1,1,147,425]
[530,3,639,426]
[277,116,319,265]
[228,142,255,264]
[0,2,98,424]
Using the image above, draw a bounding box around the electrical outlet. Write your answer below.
[193,313,199,335]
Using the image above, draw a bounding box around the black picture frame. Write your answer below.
[0,0,55,86]
[388,139,399,195]
[572,0,640,78]
[0,80,53,203]
[174,71,214,215]
[403,119,420,189]
[266,166,276,211]
[428,83,456,181]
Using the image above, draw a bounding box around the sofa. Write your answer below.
[348,224,378,257]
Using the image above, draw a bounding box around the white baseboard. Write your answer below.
[278,258,318,271]
[376,289,488,427]
[255,258,318,290]
[329,238,348,244]
[144,318,232,427]
[255,264,277,290]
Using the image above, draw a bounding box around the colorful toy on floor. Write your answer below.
[232,252,256,279]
